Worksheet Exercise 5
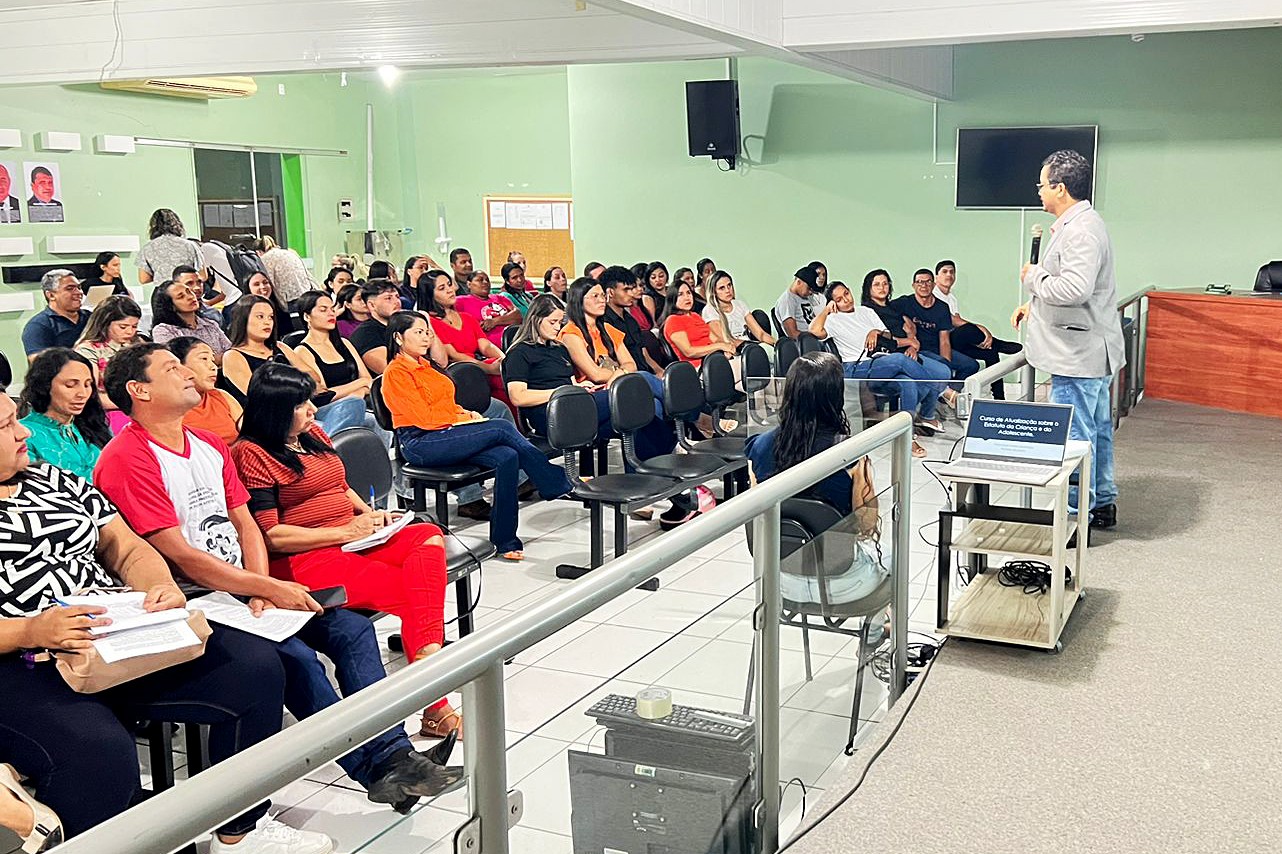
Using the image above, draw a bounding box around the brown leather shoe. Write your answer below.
[457,499,492,520]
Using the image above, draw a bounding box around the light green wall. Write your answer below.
[568,28,1282,335]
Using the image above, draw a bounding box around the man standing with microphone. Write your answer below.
[1012,149,1124,531]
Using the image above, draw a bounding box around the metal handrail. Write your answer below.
[61,413,916,854]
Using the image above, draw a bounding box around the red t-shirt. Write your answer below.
[663,312,714,368]
[94,423,250,568]
[430,312,486,359]
[231,426,355,553]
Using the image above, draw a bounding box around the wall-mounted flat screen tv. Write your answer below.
[955,126,1098,209]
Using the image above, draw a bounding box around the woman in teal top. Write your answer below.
[17,348,113,482]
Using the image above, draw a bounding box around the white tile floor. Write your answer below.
[174,422,988,854]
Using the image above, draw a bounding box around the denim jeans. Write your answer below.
[315,395,369,436]
[844,353,949,419]
[921,349,980,390]
[398,419,574,552]
[452,398,525,506]
[276,609,412,789]
[1049,374,1117,513]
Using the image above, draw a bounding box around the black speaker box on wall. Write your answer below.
[686,79,740,167]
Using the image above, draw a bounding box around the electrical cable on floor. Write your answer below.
[775,647,938,853]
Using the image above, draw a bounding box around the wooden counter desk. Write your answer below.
[1144,288,1282,418]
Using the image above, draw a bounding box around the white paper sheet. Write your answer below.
[534,203,553,229]
[190,591,315,642]
[93,620,202,664]
[488,200,506,228]
[505,202,520,228]
[59,591,190,637]
[341,511,414,552]
[552,203,569,230]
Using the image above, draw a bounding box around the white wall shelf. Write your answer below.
[0,237,34,256]
[0,292,35,313]
[46,235,140,255]
[35,131,82,152]
[0,129,20,149]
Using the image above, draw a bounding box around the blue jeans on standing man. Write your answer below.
[275,608,415,789]
[844,353,950,419]
[398,419,575,552]
[1049,374,1117,514]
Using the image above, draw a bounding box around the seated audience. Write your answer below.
[704,270,776,347]
[660,280,737,369]
[292,291,376,411]
[224,270,296,336]
[421,271,510,407]
[403,255,430,310]
[641,261,669,325]
[221,296,365,436]
[583,261,606,280]
[252,235,316,305]
[170,336,243,446]
[231,362,460,737]
[383,312,574,559]
[506,296,696,528]
[136,208,204,286]
[449,247,474,290]
[18,348,113,481]
[774,267,826,339]
[0,390,326,852]
[600,267,669,375]
[543,266,568,306]
[22,270,91,360]
[810,283,943,455]
[95,343,458,812]
[335,282,370,338]
[808,260,829,292]
[170,265,226,323]
[744,351,889,604]
[75,294,142,433]
[150,276,232,361]
[499,262,537,317]
[934,259,1023,399]
[368,260,397,282]
[351,278,417,374]
[81,250,130,296]
[890,268,979,387]
[323,265,355,297]
[672,266,702,313]
[456,270,519,349]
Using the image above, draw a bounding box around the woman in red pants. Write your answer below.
[231,362,462,741]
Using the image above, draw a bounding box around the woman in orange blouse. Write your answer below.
[382,312,574,559]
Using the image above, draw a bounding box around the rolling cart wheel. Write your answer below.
[1049,641,1063,655]
[1078,589,1087,601]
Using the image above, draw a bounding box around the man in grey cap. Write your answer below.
[774,266,826,339]
[22,269,91,360]
[1014,149,1124,530]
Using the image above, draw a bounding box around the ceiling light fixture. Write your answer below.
[377,65,401,86]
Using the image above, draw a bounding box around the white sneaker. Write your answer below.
[210,818,334,854]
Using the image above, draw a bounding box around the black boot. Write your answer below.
[1089,503,1117,529]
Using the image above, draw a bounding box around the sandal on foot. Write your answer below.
[420,707,464,741]
[500,550,524,562]
[912,441,928,459]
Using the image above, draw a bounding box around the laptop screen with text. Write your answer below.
[963,400,1073,464]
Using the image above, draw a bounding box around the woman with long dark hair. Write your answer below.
[223,269,295,336]
[149,277,232,361]
[659,280,737,369]
[455,270,519,349]
[334,282,370,338]
[323,265,355,297]
[383,312,574,559]
[81,251,129,296]
[231,362,461,739]
[507,295,698,529]
[420,271,510,407]
[17,348,112,481]
[75,294,142,432]
[402,255,430,309]
[542,266,568,306]
[499,262,536,317]
[640,261,669,326]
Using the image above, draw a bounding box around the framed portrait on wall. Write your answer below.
[24,161,64,223]
[0,162,19,224]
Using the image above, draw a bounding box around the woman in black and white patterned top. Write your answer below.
[0,393,304,851]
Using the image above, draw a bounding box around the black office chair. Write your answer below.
[331,426,495,639]
[608,373,743,494]
[769,307,787,338]
[797,332,826,355]
[741,342,776,426]
[749,309,773,343]
[662,361,747,479]
[369,375,493,523]
[501,324,520,351]
[445,361,491,414]
[545,385,680,587]
[775,336,800,377]
[743,497,892,755]
[281,330,306,348]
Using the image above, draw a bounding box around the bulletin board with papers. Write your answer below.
[482,196,574,284]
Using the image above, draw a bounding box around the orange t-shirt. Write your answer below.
[663,312,714,367]
[559,320,627,382]
[383,355,469,430]
[183,390,239,446]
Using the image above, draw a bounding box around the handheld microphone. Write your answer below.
[1030,224,1043,264]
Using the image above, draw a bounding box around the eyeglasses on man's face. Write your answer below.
[1035,181,1062,193]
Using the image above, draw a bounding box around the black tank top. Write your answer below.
[216,349,286,406]
[299,342,359,388]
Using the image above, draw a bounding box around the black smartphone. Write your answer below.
[309,586,348,610]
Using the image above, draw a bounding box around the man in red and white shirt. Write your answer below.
[95,343,460,840]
